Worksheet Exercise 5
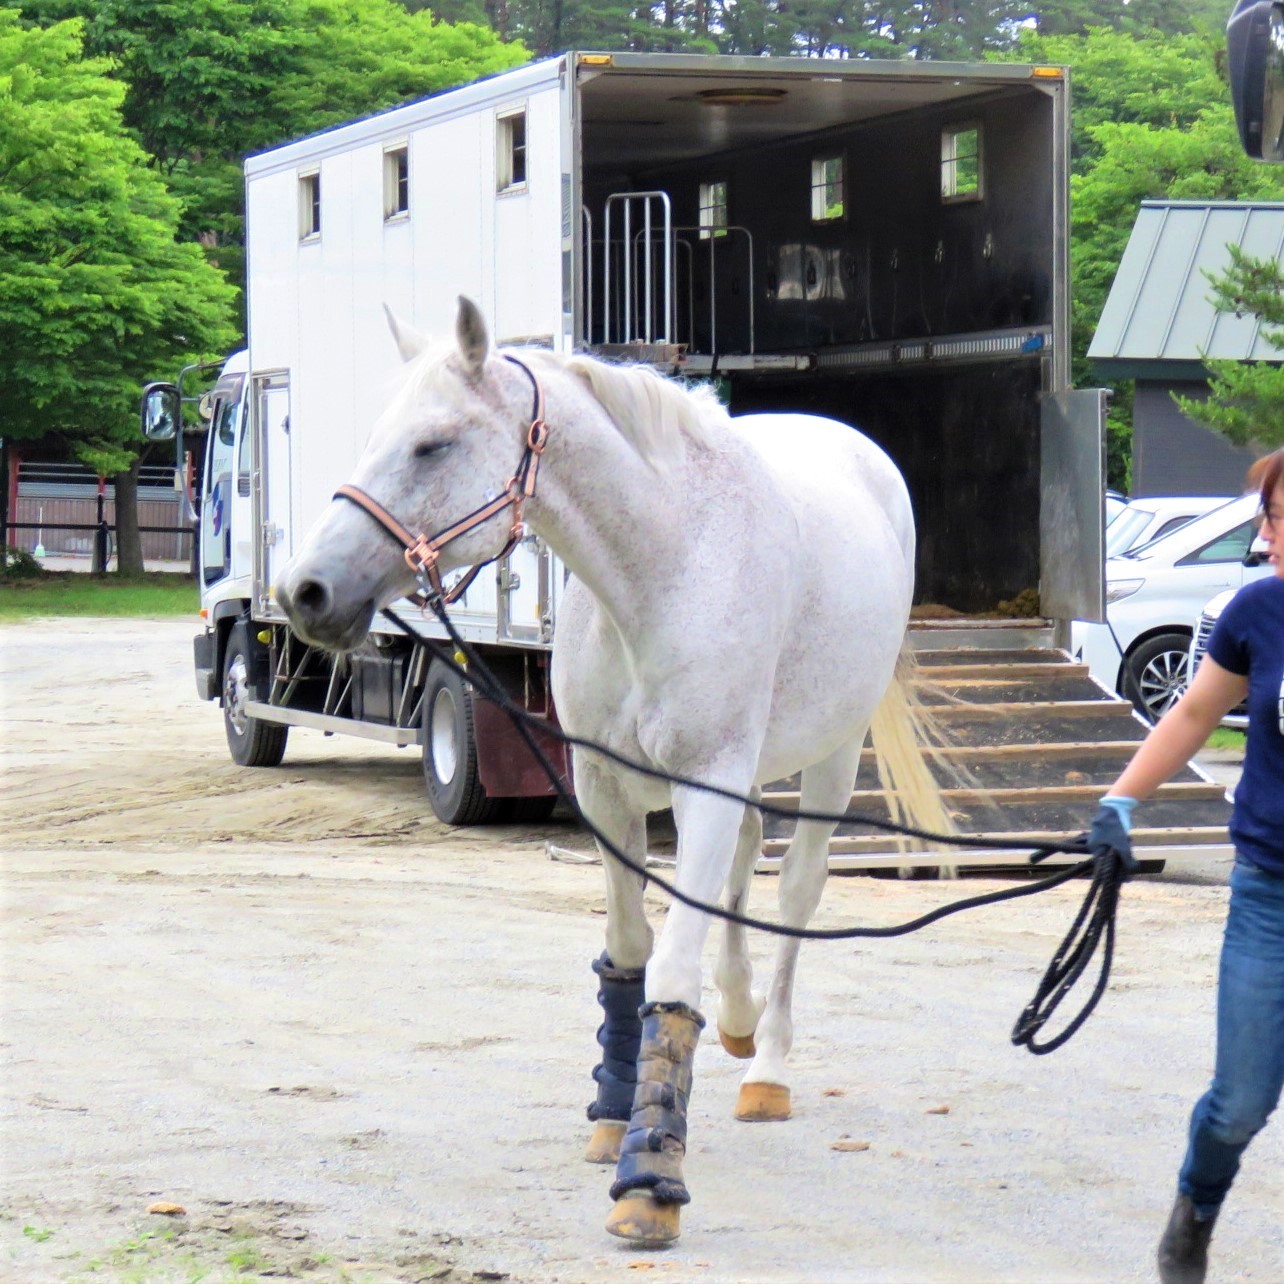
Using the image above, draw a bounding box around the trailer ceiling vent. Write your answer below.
[696,88,787,107]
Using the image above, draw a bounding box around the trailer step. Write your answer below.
[763,635,1233,871]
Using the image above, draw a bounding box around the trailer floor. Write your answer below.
[2,620,1278,1284]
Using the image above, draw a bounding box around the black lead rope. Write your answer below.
[381,602,1129,1054]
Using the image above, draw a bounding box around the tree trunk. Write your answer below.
[113,460,145,576]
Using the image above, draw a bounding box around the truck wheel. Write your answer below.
[1124,632,1191,724]
[422,659,503,824]
[223,627,289,767]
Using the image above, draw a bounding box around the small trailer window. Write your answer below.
[497,109,527,192]
[810,155,845,223]
[941,124,982,202]
[384,146,409,220]
[299,171,320,240]
[698,180,728,239]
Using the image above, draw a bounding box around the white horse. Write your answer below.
[276,297,954,1247]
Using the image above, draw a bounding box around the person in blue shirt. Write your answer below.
[1087,445,1284,1284]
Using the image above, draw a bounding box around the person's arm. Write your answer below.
[1109,656,1248,802]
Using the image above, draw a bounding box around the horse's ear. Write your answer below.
[383,304,428,364]
[456,295,489,377]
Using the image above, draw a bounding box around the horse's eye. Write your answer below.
[413,440,451,460]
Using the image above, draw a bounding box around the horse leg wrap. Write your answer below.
[608,1001,705,1207]
[587,952,646,1127]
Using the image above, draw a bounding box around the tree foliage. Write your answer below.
[19,0,528,328]
[0,10,237,470]
[1177,246,1284,449]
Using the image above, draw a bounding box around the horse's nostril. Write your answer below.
[294,578,330,616]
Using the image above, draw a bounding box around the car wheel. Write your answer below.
[223,625,289,767]
[421,658,504,824]
[1124,631,1191,723]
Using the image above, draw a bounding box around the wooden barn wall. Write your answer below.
[1132,381,1262,499]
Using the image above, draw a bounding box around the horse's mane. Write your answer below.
[380,341,729,472]
[556,352,727,471]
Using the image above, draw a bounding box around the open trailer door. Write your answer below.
[1040,387,1106,625]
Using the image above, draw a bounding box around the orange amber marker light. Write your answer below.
[579,54,613,66]
[1031,66,1063,78]
[199,608,209,619]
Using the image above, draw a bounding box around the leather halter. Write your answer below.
[333,353,549,605]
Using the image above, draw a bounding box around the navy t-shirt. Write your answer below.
[1206,575,1284,875]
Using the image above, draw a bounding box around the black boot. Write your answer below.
[1157,1193,1218,1284]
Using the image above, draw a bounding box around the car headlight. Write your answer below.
[1105,578,1145,604]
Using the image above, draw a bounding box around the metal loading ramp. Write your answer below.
[758,622,1233,874]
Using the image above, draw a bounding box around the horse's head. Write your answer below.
[276,296,537,651]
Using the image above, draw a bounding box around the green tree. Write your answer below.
[1176,245,1284,449]
[0,10,237,569]
[992,27,1284,486]
[20,0,528,329]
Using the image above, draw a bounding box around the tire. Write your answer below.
[421,658,503,824]
[223,625,289,767]
[1123,631,1192,724]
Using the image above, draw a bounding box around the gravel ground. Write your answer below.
[1,619,1278,1284]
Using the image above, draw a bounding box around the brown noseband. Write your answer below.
[334,353,549,605]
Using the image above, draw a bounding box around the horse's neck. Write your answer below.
[527,377,687,629]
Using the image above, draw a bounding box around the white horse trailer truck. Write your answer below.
[146,51,1232,868]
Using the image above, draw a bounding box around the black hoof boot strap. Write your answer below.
[587,953,646,1125]
[609,1001,705,1207]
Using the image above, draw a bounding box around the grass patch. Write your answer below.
[0,571,198,620]
[1205,726,1247,752]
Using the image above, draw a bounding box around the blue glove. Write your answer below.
[1088,796,1138,876]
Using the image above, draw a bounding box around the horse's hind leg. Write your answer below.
[715,791,765,1058]
[737,730,867,1123]
[579,763,653,1166]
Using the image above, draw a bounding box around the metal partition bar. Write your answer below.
[603,192,673,344]
[580,205,593,344]
[667,225,756,355]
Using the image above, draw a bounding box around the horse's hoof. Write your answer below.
[605,1192,681,1246]
[735,1081,791,1121]
[718,1027,756,1059]
[583,1121,625,1165]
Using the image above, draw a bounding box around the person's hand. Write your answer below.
[1088,796,1138,876]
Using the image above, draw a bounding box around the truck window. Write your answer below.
[497,109,526,192]
[299,171,320,239]
[698,180,728,239]
[236,398,251,496]
[810,155,844,222]
[202,397,237,582]
[941,124,982,202]
[384,145,409,219]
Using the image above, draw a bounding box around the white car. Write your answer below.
[1070,493,1272,722]
[1187,550,1272,729]
[1104,495,1232,559]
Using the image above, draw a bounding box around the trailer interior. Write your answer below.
[577,60,1066,614]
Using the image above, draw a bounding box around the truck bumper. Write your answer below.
[194,631,217,701]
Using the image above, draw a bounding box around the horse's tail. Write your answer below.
[868,641,960,879]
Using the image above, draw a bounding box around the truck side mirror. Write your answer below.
[1227,0,1284,160]
[141,382,181,441]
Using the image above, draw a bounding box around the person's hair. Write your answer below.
[1248,446,1284,518]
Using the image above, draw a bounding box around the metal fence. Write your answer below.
[7,463,194,564]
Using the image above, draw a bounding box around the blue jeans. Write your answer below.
[1178,857,1284,1214]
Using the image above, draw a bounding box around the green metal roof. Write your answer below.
[1088,200,1284,379]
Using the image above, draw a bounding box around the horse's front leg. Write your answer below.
[606,784,747,1247]
[578,762,653,1166]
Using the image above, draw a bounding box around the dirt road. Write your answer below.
[2,619,1280,1283]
